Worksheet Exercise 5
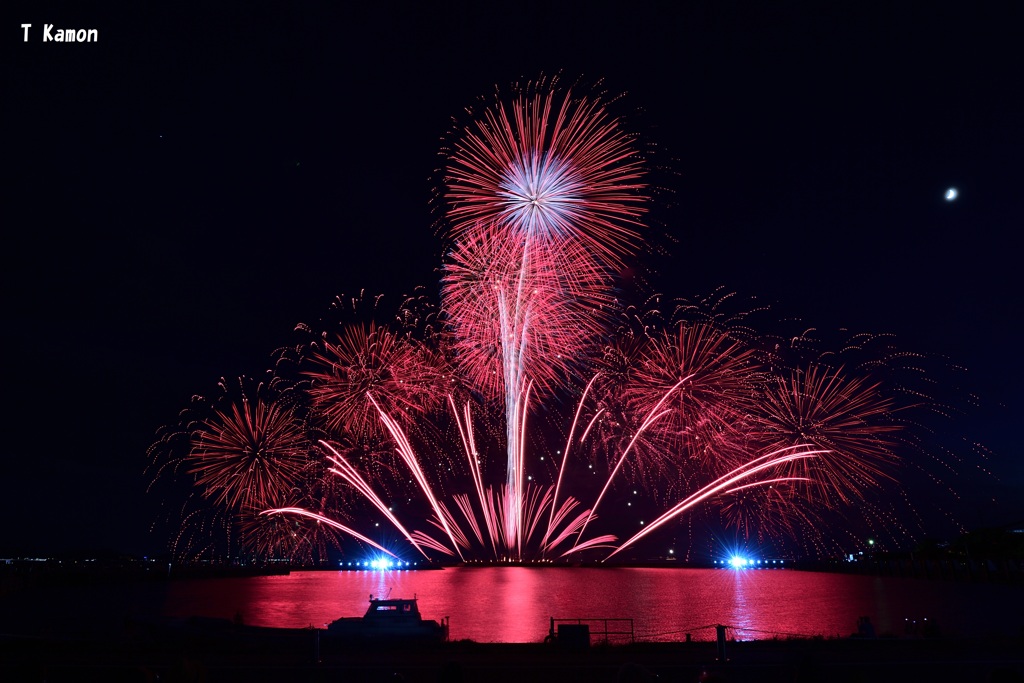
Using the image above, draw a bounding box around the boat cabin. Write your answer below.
[364,596,423,621]
[326,594,447,641]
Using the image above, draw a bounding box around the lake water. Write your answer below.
[4,567,1021,643]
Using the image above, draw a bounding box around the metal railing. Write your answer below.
[548,616,635,644]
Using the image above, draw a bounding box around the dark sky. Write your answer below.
[4,2,1022,556]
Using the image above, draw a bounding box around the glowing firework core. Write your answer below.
[498,153,579,238]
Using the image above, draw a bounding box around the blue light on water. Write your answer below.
[718,554,786,569]
[333,556,414,571]
[728,555,748,568]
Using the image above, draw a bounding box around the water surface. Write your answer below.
[158,567,1021,642]
[4,567,1020,643]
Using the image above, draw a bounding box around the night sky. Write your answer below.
[5,2,1022,557]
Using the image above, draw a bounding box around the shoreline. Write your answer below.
[3,631,1022,682]
[4,555,1022,586]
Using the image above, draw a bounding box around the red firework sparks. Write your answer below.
[305,322,450,440]
[625,322,763,473]
[147,78,980,564]
[187,387,309,511]
[441,220,613,397]
[753,363,903,506]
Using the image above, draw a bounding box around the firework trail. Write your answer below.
[606,445,829,559]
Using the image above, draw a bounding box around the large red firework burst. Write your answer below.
[444,79,647,267]
[625,323,763,472]
[305,323,450,440]
[753,363,903,506]
[187,383,310,511]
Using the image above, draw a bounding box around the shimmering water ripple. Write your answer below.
[160,567,1022,643]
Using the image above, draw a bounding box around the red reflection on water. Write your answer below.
[159,567,1022,643]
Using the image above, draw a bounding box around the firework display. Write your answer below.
[147,79,980,564]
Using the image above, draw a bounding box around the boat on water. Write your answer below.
[327,594,449,642]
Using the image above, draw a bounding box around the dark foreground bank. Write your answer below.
[2,630,1022,683]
